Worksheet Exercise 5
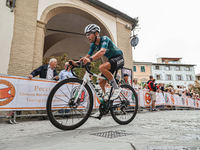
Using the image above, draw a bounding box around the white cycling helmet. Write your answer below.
[84,24,100,34]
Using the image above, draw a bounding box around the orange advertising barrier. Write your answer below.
[0,75,199,111]
[138,90,199,109]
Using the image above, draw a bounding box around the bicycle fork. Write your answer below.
[72,79,87,106]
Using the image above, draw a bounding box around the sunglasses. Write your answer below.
[86,32,94,37]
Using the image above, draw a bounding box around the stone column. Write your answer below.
[116,21,133,72]
[8,0,39,76]
[32,21,46,70]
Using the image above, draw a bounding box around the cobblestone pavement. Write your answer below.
[0,110,200,150]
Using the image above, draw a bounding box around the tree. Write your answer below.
[43,54,101,83]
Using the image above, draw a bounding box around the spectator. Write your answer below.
[147,75,153,85]
[168,87,173,94]
[192,93,196,99]
[148,78,157,111]
[171,89,175,95]
[143,83,149,90]
[120,74,130,85]
[186,90,192,98]
[28,58,59,80]
[59,62,76,80]
[132,78,141,90]
[175,85,181,96]
[156,83,161,92]
[159,83,165,94]
[165,88,169,93]
[182,91,187,98]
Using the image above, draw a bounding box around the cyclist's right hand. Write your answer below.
[69,60,77,66]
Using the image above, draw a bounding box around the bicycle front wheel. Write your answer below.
[110,84,138,125]
[46,78,93,130]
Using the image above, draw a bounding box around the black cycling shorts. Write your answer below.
[101,54,124,77]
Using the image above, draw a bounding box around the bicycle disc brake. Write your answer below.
[68,97,81,108]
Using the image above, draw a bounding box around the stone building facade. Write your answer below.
[0,0,138,77]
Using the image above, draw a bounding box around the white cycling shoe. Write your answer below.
[103,92,110,100]
[91,111,101,118]
[110,88,121,100]
[91,111,103,120]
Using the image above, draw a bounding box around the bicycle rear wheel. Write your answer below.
[46,78,93,130]
[110,84,138,125]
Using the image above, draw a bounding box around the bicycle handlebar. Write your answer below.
[69,60,93,78]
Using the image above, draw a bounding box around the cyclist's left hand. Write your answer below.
[80,57,90,65]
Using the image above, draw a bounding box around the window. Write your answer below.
[177,75,182,80]
[141,66,145,72]
[166,75,171,80]
[185,67,190,71]
[175,66,180,71]
[197,76,200,80]
[155,66,160,70]
[156,75,161,80]
[187,75,192,81]
[165,66,170,70]
[133,66,136,72]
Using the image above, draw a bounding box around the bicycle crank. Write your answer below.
[99,102,109,115]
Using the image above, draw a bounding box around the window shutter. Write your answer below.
[184,67,186,71]
[190,67,193,71]
[191,76,194,81]
[176,75,178,81]
[165,74,167,80]
[160,75,162,80]
[171,75,173,81]
[181,75,184,80]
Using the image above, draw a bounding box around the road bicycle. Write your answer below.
[46,61,138,130]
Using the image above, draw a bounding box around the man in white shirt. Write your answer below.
[59,62,76,80]
[132,78,141,90]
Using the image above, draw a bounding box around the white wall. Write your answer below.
[0,1,14,74]
[37,0,118,44]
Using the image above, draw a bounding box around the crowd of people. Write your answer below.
[119,74,200,111]
[121,74,200,101]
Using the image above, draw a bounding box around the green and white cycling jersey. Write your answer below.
[87,36,123,59]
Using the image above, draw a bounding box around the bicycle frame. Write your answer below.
[72,71,107,104]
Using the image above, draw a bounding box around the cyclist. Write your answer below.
[69,24,124,117]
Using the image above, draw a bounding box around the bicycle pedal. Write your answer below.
[97,114,103,120]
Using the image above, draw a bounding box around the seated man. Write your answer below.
[28,58,59,80]
[69,24,124,118]
[59,62,76,80]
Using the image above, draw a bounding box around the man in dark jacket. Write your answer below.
[148,78,157,111]
[28,58,59,80]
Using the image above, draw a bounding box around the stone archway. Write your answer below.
[33,3,114,69]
